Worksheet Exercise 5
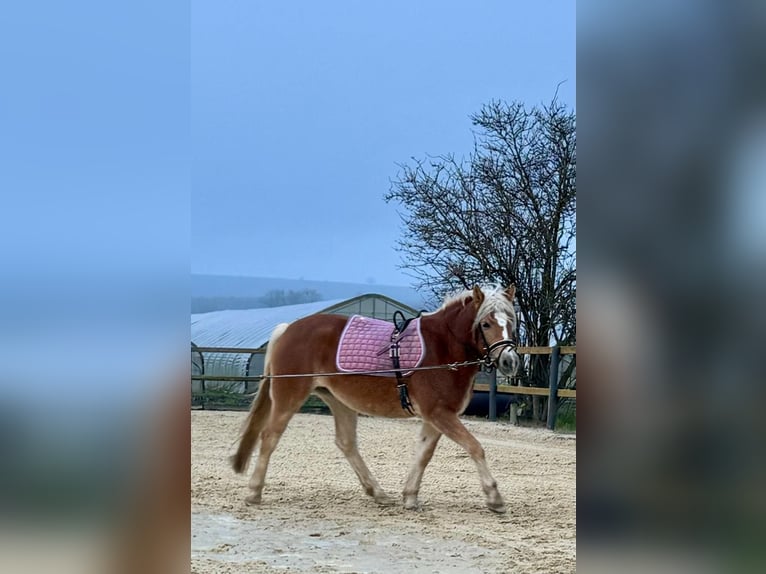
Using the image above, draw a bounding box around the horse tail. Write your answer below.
[230,322,289,474]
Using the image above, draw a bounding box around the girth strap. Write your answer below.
[390,315,416,415]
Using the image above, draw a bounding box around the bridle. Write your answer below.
[477,320,516,369]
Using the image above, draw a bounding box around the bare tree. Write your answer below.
[386,98,575,414]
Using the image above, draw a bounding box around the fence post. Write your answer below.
[488,368,497,421]
[546,346,561,430]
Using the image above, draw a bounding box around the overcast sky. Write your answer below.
[191,1,575,286]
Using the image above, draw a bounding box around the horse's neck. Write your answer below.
[421,304,479,359]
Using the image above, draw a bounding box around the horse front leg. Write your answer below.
[427,411,507,513]
[402,421,442,510]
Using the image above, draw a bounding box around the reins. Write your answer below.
[258,358,485,381]
[252,318,515,382]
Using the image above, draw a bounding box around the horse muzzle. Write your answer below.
[497,347,519,377]
[485,339,518,376]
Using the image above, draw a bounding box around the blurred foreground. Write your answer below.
[0,360,190,574]
[579,1,766,572]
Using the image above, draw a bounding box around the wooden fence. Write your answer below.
[191,345,575,430]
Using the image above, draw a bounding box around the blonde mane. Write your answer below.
[434,284,517,330]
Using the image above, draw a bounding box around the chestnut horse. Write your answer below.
[231,285,519,513]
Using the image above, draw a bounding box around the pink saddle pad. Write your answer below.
[336,315,424,376]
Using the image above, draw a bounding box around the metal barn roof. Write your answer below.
[191,298,346,349]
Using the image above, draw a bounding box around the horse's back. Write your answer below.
[270,313,347,373]
[284,312,347,341]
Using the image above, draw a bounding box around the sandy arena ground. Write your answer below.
[192,411,575,573]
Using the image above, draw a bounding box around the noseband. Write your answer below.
[478,324,516,369]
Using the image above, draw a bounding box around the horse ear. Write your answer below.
[505,285,516,301]
[472,285,485,309]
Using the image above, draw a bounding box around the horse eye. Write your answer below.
[481,322,490,329]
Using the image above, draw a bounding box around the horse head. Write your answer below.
[471,285,519,377]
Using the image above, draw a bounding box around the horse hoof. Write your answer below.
[245,494,262,505]
[487,501,507,514]
[375,494,398,507]
[404,501,421,511]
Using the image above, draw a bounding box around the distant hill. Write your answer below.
[191,274,430,313]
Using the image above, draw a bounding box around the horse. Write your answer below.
[231,284,519,513]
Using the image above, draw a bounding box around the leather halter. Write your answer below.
[478,322,516,369]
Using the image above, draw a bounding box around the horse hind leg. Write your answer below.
[246,379,312,505]
[402,421,442,510]
[427,410,507,514]
[315,388,395,506]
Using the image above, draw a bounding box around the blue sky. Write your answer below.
[192,1,575,286]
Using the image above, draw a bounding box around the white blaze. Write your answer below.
[494,312,509,340]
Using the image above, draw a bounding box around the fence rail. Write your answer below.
[191,344,575,429]
[473,383,577,398]
[193,346,265,354]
